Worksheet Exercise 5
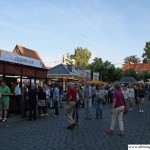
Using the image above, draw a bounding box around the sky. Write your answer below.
[0,0,150,67]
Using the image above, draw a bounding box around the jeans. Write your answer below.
[110,106,124,131]
[92,95,95,104]
[59,94,63,108]
[64,101,76,125]
[49,97,53,108]
[15,95,22,114]
[72,102,79,123]
[22,99,28,118]
[84,98,92,118]
[54,101,59,115]
[96,100,103,119]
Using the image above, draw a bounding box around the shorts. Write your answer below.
[0,102,9,110]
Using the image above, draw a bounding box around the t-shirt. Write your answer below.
[113,91,124,108]
[0,86,10,102]
[66,87,77,102]
[122,90,129,100]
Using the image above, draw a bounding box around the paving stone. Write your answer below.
[0,96,150,149]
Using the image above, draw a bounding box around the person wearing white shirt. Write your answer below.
[83,83,92,119]
[122,86,129,107]
[53,83,59,117]
[127,84,135,111]
[44,84,50,117]
[14,83,22,114]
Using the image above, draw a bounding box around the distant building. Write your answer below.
[122,62,150,72]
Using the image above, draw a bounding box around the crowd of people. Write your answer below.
[0,79,150,136]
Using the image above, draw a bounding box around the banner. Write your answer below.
[0,51,42,68]
[78,69,91,80]
[93,72,99,81]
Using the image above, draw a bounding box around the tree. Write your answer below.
[137,71,150,81]
[113,68,123,82]
[71,47,91,69]
[123,68,138,80]
[123,55,140,66]
[142,42,150,63]
[88,57,123,82]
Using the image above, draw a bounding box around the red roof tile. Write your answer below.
[13,45,46,69]
[122,62,150,71]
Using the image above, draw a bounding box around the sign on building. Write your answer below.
[93,72,99,81]
[0,51,42,68]
[78,69,91,80]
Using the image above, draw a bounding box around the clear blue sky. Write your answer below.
[0,0,150,67]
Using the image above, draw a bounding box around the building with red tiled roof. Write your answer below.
[122,62,150,71]
[0,44,47,112]
[13,45,46,69]
[0,44,47,80]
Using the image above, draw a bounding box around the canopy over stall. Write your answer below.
[117,76,138,84]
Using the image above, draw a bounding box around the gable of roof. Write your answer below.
[47,64,71,75]
[13,45,42,60]
[122,62,150,71]
[13,45,46,69]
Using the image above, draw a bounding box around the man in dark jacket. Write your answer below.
[28,83,38,121]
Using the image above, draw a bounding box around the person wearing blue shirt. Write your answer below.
[53,83,59,117]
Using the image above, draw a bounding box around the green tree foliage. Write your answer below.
[72,47,91,69]
[122,69,150,81]
[113,67,123,82]
[88,57,123,82]
[123,55,141,66]
[137,71,150,81]
[142,42,150,63]
[123,68,138,79]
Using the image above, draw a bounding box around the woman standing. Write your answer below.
[127,84,135,111]
[94,85,104,119]
[38,87,47,118]
[107,84,125,136]
[122,86,129,107]
[137,84,145,113]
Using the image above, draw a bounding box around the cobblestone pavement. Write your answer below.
[0,96,150,150]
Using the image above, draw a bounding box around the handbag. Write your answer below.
[38,100,46,107]
[122,93,128,115]
[123,107,128,115]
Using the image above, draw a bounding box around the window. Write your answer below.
[16,48,20,54]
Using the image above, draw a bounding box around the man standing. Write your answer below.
[59,85,63,108]
[64,82,77,130]
[44,84,50,117]
[91,84,96,104]
[53,83,59,117]
[28,83,38,121]
[0,80,10,122]
[22,83,29,119]
[83,82,92,120]
[14,82,22,114]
